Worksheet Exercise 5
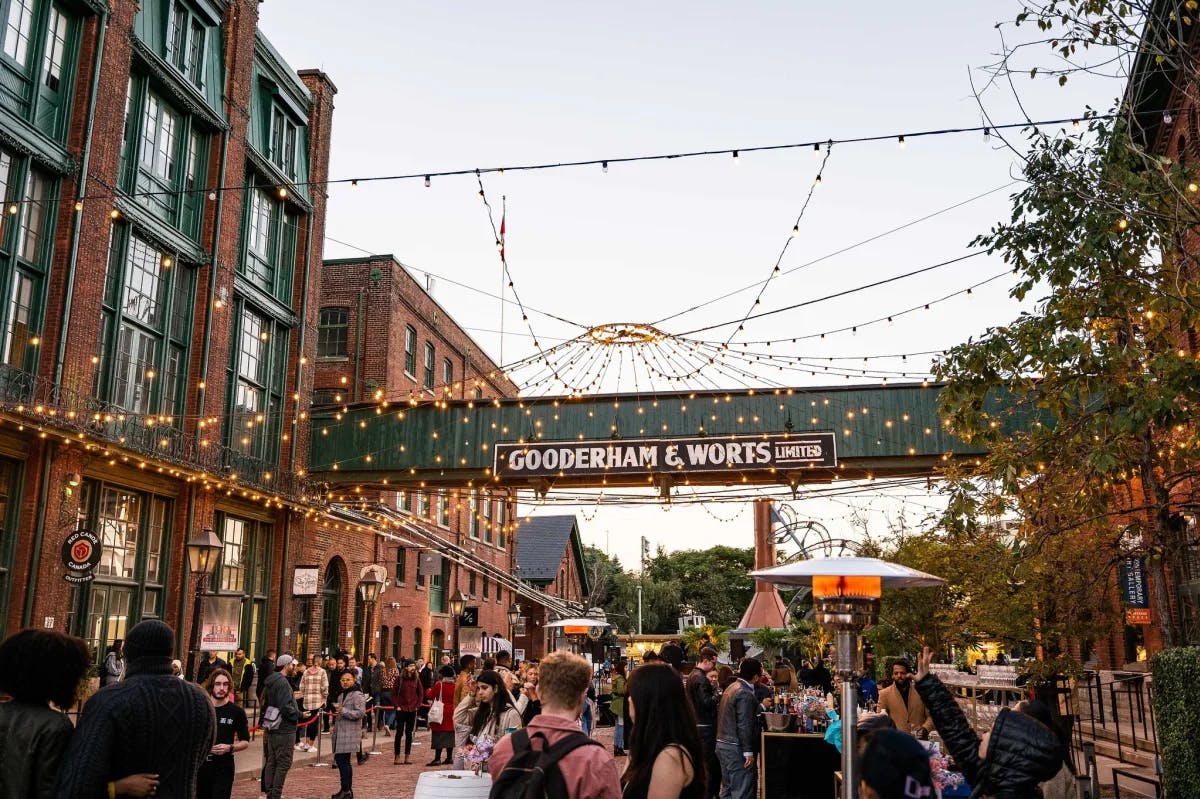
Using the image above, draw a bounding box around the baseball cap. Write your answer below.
[858,729,934,799]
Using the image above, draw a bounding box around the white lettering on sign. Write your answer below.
[43,616,54,629]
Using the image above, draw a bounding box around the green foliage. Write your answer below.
[646,546,755,629]
[748,627,790,661]
[1151,647,1200,799]
[787,619,831,664]
[583,546,681,634]
[1018,654,1084,683]
[681,624,730,655]
[935,117,1200,647]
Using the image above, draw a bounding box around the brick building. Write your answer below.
[511,514,590,660]
[0,0,336,668]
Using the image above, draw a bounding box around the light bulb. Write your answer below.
[732,150,739,161]
[424,175,431,188]
[898,136,906,148]
[601,161,608,173]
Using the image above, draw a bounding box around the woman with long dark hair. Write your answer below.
[452,669,521,769]
[622,663,704,799]
[392,661,422,764]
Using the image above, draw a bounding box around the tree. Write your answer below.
[748,627,790,662]
[936,114,1200,648]
[682,624,730,655]
[582,546,680,635]
[646,545,756,628]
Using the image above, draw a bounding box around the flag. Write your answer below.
[499,199,506,261]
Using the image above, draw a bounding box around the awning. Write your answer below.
[481,636,513,654]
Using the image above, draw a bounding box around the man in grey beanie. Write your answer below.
[261,653,301,799]
[57,619,215,798]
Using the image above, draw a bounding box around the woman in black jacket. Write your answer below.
[913,647,1063,799]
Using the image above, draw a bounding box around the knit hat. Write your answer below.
[439,665,456,678]
[858,729,934,799]
[276,654,295,669]
[124,619,174,661]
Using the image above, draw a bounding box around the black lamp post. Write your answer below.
[507,602,521,651]
[449,589,467,664]
[357,573,385,661]
[185,526,222,681]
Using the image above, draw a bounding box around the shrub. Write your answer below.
[1150,646,1200,799]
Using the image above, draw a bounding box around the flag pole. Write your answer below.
[498,196,506,364]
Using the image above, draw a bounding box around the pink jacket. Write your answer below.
[489,714,621,799]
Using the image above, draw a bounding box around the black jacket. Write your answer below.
[686,669,720,726]
[715,679,759,754]
[915,674,1063,799]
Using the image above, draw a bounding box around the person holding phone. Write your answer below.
[331,671,367,799]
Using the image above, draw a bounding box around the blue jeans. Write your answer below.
[378,691,395,728]
[334,752,352,793]
[614,718,624,750]
[716,740,755,799]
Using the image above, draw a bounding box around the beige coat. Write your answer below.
[877,682,933,732]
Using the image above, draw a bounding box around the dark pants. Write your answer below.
[303,708,320,742]
[334,752,353,792]
[378,691,395,728]
[698,725,720,798]
[716,740,755,799]
[364,696,374,731]
[196,761,234,799]
[394,710,417,756]
[263,731,295,799]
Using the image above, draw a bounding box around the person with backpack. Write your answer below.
[488,651,621,799]
[622,663,704,799]
[453,670,522,769]
[426,665,457,766]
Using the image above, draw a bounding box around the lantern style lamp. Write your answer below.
[751,556,944,799]
[449,589,467,617]
[507,602,522,644]
[185,526,223,681]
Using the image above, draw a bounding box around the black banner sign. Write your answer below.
[495,432,837,478]
[459,606,480,628]
[1118,557,1149,609]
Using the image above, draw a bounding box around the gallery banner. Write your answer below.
[200,596,242,652]
[495,432,837,479]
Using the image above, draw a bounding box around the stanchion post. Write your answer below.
[310,712,331,768]
[368,702,381,756]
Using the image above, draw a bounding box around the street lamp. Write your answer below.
[751,556,944,799]
[357,572,385,661]
[449,589,467,663]
[507,602,521,645]
[185,526,222,681]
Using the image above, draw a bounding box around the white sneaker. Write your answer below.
[294,742,306,751]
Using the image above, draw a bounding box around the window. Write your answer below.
[317,307,349,358]
[166,1,208,88]
[468,571,475,596]
[241,176,298,301]
[412,628,422,663]
[2,0,32,65]
[97,232,194,421]
[475,386,483,400]
[482,575,489,601]
[443,358,452,391]
[395,547,406,584]
[438,490,451,527]
[404,325,416,376]
[469,493,478,539]
[41,6,65,91]
[0,152,50,373]
[497,502,506,549]
[423,342,434,390]
[419,491,431,520]
[392,625,402,661]
[228,302,289,466]
[78,480,172,659]
[0,458,18,640]
[482,497,493,545]
[122,78,208,239]
[268,106,300,180]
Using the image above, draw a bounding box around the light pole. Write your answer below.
[507,602,521,649]
[357,573,385,662]
[751,556,944,799]
[185,526,222,681]
[449,589,467,664]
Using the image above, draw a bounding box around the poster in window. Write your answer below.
[200,596,242,651]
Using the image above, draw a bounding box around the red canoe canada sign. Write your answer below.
[61,529,103,584]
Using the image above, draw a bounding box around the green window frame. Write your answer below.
[428,558,450,613]
[268,104,299,181]
[442,357,452,391]
[482,575,489,601]
[75,480,173,660]
[316,306,348,358]
[423,342,434,390]
[418,490,430,520]
[225,299,289,468]
[240,174,298,302]
[0,457,21,640]
[404,324,416,376]
[482,496,493,545]
[214,512,271,658]
[468,493,478,539]
[412,627,422,663]
[95,229,194,424]
[394,547,406,585]
[497,502,506,550]
[165,0,209,90]
[467,570,475,596]
[0,152,53,374]
[0,0,79,141]
[438,490,450,527]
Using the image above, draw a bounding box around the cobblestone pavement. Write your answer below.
[232,724,616,799]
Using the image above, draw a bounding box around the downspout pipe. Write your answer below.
[28,7,108,628]
[53,5,108,385]
[353,288,364,402]
[288,210,315,471]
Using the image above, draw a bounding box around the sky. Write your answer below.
[257,2,1127,574]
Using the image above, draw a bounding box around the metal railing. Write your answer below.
[0,363,313,500]
[1077,671,1161,767]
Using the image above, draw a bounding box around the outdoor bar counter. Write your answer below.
[758,728,841,799]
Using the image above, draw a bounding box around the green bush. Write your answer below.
[1150,647,1200,799]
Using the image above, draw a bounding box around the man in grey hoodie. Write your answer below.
[261,654,301,799]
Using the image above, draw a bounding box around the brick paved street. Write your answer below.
[232,724,616,799]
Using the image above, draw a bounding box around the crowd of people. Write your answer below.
[0,619,1078,799]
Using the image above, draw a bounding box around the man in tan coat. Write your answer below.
[877,658,933,737]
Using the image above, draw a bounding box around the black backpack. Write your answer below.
[488,730,603,799]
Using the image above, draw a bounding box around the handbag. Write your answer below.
[262,705,282,731]
[428,696,445,725]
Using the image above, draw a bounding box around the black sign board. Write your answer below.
[1118,557,1149,608]
[495,432,837,479]
[458,606,480,628]
[61,529,102,584]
